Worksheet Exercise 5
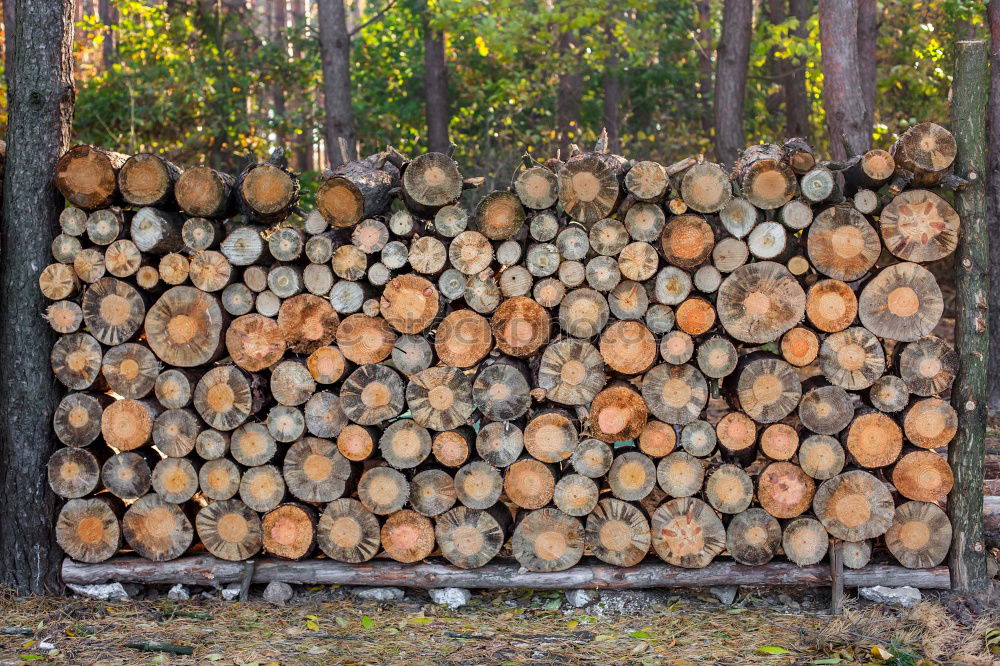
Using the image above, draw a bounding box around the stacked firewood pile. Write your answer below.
[43,124,964,572]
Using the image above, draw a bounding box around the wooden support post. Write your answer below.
[948,39,990,593]
[829,539,844,615]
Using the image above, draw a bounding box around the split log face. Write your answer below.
[455,460,504,509]
[145,286,225,367]
[715,411,757,465]
[337,424,377,462]
[727,508,781,566]
[782,517,829,566]
[798,435,846,480]
[436,506,509,569]
[679,420,716,457]
[757,462,815,519]
[607,451,656,501]
[590,386,648,444]
[56,497,122,563]
[868,375,910,413]
[760,423,799,461]
[175,166,234,218]
[122,494,194,562]
[798,385,854,436]
[472,362,531,421]
[81,277,145,346]
[54,392,108,447]
[780,327,819,367]
[435,310,492,368]
[845,411,903,468]
[806,280,858,333]
[704,464,753,514]
[476,191,526,240]
[153,408,202,457]
[152,457,199,503]
[194,365,260,431]
[102,343,161,399]
[406,366,475,431]
[734,356,802,423]
[476,421,524,467]
[380,419,432,469]
[101,399,157,451]
[226,314,286,372]
[902,398,957,449]
[512,507,585,572]
[199,458,241,500]
[402,152,463,212]
[585,498,651,567]
[660,215,715,270]
[641,363,708,425]
[898,336,957,396]
[317,498,381,563]
[879,189,960,262]
[559,288,610,338]
[656,451,705,498]
[717,262,805,344]
[806,207,880,282]
[380,274,439,334]
[813,470,895,541]
[819,327,886,390]
[358,466,410,515]
[571,438,613,478]
[639,420,677,458]
[381,510,436,563]
[55,145,125,210]
[650,497,726,568]
[491,297,550,357]
[557,154,623,224]
[892,450,954,502]
[239,464,287,513]
[884,501,952,568]
[284,437,351,502]
[409,469,457,517]
[679,162,731,213]
[196,499,263,561]
[48,447,102,498]
[600,321,657,376]
[505,457,557,509]
[262,504,317,560]
[858,262,943,342]
[554,473,600,516]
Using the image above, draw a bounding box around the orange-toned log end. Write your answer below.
[661,214,715,270]
[512,507,585,572]
[813,470,895,541]
[757,462,815,519]
[639,420,677,458]
[241,164,297,216]
[504,458,557,510]
[262,504,317,560]
[176,166,230,217]
[435,309,493,367]
[121,494,194,562]
[781,517,829,566]
[806,279,858,333]
[317,177,364,228]
[715,411,757,464]
[845,411,903,468]
[337,424,376,462]
[278,294,340,354]
[675,298,716,336]
[590,386,648,444]
[892,450,954,502]
[336,314,397,365]
[55,145,123,210]
[600,320,657,375]
[433,430,472,468]
[607,451,656,502]
[650,497,726,568]
[903,397,958,449]
[56,497,122,563]
[780,327,819,367]
[101,399,156,451]
[379,274,440,335]
[760,423,799,461]
[491,296,550,357]
[307,346,348,385]
[381,509,436,563]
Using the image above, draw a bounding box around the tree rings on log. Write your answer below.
[656,451,705,498]
[798,385,854,436]
[341,364,405,426]
[759,423,799,461]
[880,189,960,262]
[641,363,708,425]
[514,167,559,210]
[726,508,781,566]
[639,420,677,458]
[145,286,225,367]
[406,366,475,431]
[845,411,903,468]
[55,144,126,210]
[554,473,600,516]
[898,336,957,396]
[757,462,815,519]
[806,279,858,333]
[679,162,731,213]
[557,154,623,224]
[81,277,145,346]
[537,339,606,405]
[402,152,463,213]
[194,365,258,431]
[381,510,435,563]
[704,463,753,514]
[491,296,550,357]
[48,447,102,499]
[585,498,651,567]
[278,294,339,354]
[885,501,952,568]
[660,215,715,270]
[590,386,648,444]
[806,207,880,282]
[819,327,886,390]
[476,191,526,240]
[380,274,439,334]
[733,356,801,423]
[284,437,351,502]
[600,320,657,375]
[56,497,122,563]
[358,466,409,515]
[892,450,954,502]
[196,499,263,561]
[336,314,396,365]
[261,503,317,560]
[512,507,585,572]
[902,397,957,449]
[813,470,895,541]
[717,262,805,344]
[101,399,157,451]
[650,497,725,568]
[317,498,381,563]
[858,262,943,342]
[436,505,508,569]
[607,451,656,501]
[54,392,108,448]
[782,517,829,566]
[122,493,194,562]
[435,309,492,368]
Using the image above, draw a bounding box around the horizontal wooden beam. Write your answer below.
[62,556,951,590]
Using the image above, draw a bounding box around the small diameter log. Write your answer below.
[391,335,433,376]
[336,314,396,365]
[779,199,813,231]
[337,424,377,462]
[182,217,224,252]
[243,265,269,293]
[317,162,395,228]
[853,189,880,214]
[760,423,799,461]
[406,366,475,431]
[476,421,524,468]
[585,498,651,567]
[196,500,263,561]
[435,505,510,569]
[512,507,585,572]
[453,460,503,510]
[152,457,199,503]
[268,405,306,443]
[557,152,624,224]
[381,509,436,563]
[432,428,473,468]
[890,122,957,187]
[806,206,880,282]
[747,222,790,261]
[650,497,725,568]
[819,326,885,390]
[782,518,829,567]
[639,420,677,458]
[529,210,559,242]
[554,473,600,516]
[902,397,958,449]
[409,236,447,275]
[727,508,781,566]
[858,262,944,342]
[39,265,80,302]
[48,447,102,499]
[813,470,895,541]
[559,288,610,338]
[732,355,801,423]
[625,202,667,241]
[590,218,629,256]
[660,215,714,270]
[556,262,585,291]
[304,391,348,439]
[609,280,648,320]
[505,457,557,510]
[714,411,758,465]
[101,399,158,451]
[695,336,738,379]
[226,314,287,372]
[641,363,708,426]
[130,208,183,255]
[435,205,469,238]
[885,501,952,568]
[60,206,89,236]
[526,245,560,278]
[231,423,277,466]
[122,493,194,562]
[711,237,749,274]
[379,274,439,335]
[717,261,805,344]
[284,437,352,502]
[158,253,190,286]
[81,277,145,346]
[351,219,389,254]
[892,450,954,502]
[222,283,255,315]
[317,498,381,563]
[736,145,797,209]
[240,464,287,513]
[799,384,854,436]
[798,435,846,480]
[842,540,873,569]
[757,462,815,519]
[221,226,269,267]
[464,277,502,314]
[262,504,317,560]
[476,191,526,240]
[556,225,590,260]
[607,451,656,501]
[145,286,225,367]
[800,166,836,203]
[54,392,110,447]
[193,365,263,431]
[625,160,668,202]
[719,197,757,238]
[306,346,348,385]
[409,468,458,517]
[514,166,559,210]
[199,458,241,500]
[491,296,550,357]
[268,264,303,298]
[473,361,531,421]
[680,420,716,457]
[435,309,492,368]
[656,451,705,498]
[119,153,180,208]
[571,438,613,478]
[153,408,202,457]
[879,189,960,262]
[898,336,957,396]
[135,266,160,291]
[87,208,124,245]
[845,410,903,468]
[56,497,122,564]
[448,230,493,275]
[868,375,910,413]
[693,264,721,294]
[401,152,463,214]
[600,320,657,375]
[679,162,732,213]
[102,343,160,399]
[704,464,753,514]
[806,279,858,333]
[780,327,820,367]
[73,248,105,283]
[55,144,127,210]
[358,465,410,515]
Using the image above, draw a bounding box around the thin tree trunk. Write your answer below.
[856,0,877,137]
[2,0,13,79]
[786,0,811,138]
[602,9,621,153]
[272,0,287,147]
[697,0,714,135]
[0,0,75,595]
[556,29,582,159]
[713,0,754,166]
[818,0,870,159]
[98,0,116,68]
[317,0,357,167]
[290,0,312,172]
[987,0,1000,418]
[422,4,449,153]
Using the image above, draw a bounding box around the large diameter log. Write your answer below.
[175,166,235,218]
[514,166,559,209]
[475,422,524,468]
[118,153,180,208]
[813,470,895,541]
[316,498,381,563]
[757,462,815,519]
[317,159,396,227]
[731,355,801,423]
[409,468,457,516]
[238,157,299,222]
[55,144,127,210]
[512,508,584,572]
[380,274,439,334]
[898,336,957,396]
[641,363,708,425]
[54,392,110,448]
[858,262,943,342]
[590,386,647,444]
[890,121,957,187]
[196,500,263,562]
[798,384,853,436]
[121,494,194,562]
[892,450,954,502]
[193,365,264,431]
[650,497,725,568]
[806,206,880,282]
[102,343,160,400]
[226,314,287,372]
[435,505,509,569]
[584,498,651,567]
[401,152,463,214]
[145,286,225,367]
[819,326,886,390]
[472,361,530,421]
[81,277,145,346]
[435,309,492,368]
[491,296,550,357]
[284,437,351,503]
[798,435,846,481]
[56,497,122,564]
[336,314,396,365]
[557,153,624,224]
[600,321,657,376]
[886,501,952,568]
[806,279,858,333]
[903,397,958,449]
[782,518,829,567]
[101,399,158,451]
[199,459,240,500]
[660,215,714,270]
[726,508,781,566]
[845,410,903,468]
[454,460,504,509]
[679,162,731,213]
[262,503,317,560]
[406,366,475,431]
[879,189,960,262]
[60,555,953,589]
[717,261,805,344]
[554,473,600,516]
[381,510,436,563]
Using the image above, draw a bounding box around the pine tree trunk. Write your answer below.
[856,0,878,133]
[818,0,870,159]
[713,0,753,166]
[422,3,449,153]
[786,0,811,138]
[602,7,621,153]
[555,30,582,159]
[316,0,357,166]
[986,0,1000,418]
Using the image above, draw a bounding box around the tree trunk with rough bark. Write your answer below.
[714,0,753,166]
[422,4,449,153]
[0,0,75,595]
[317,0,357,167]
[818,0,870,159]
[986,0,1000,418]
[98,0,116,68]
[856,0,877,134]
[556,29,582,159]
[696,0,714,135]
[602,8,621,154]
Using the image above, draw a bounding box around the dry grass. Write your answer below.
[1,587,997,665]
